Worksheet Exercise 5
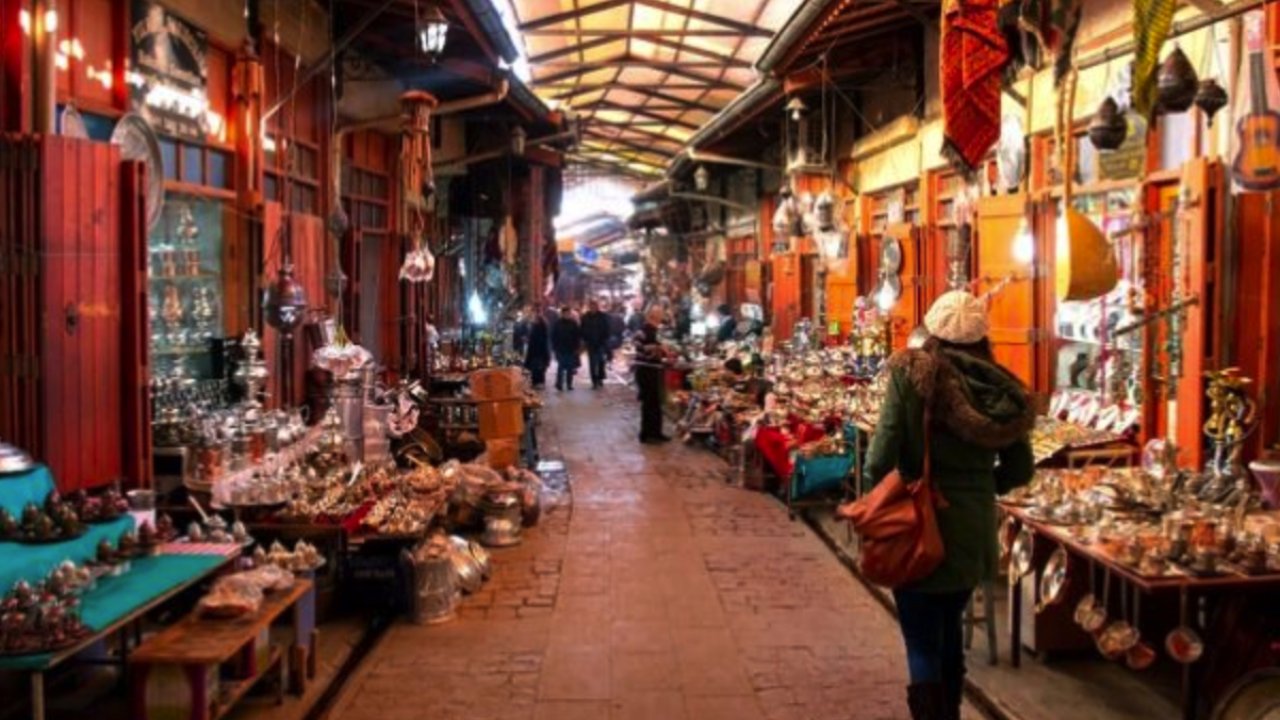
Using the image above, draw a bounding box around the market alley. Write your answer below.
[329,383,975,720]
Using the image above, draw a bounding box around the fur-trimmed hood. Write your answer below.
[887,345,1035,450]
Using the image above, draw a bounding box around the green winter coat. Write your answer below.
[862,343,1036,593]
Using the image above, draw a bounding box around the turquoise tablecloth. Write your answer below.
[0,553,228,671]
[0,464,136,593]
[0,464,56,517]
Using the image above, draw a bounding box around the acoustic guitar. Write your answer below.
[1232,11,1280,190]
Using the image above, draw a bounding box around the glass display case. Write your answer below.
[1051,185,1144,433]
[148,196,226,381]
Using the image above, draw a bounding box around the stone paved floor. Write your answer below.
[330,381,974,720]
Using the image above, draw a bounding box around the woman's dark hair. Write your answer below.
[723,357,744,374]
[923,335,995,363]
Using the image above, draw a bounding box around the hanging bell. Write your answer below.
[1194,78,1229,126]
[1088,97,1128,151]
[1157,46,1199,113]
[264,263,308,332]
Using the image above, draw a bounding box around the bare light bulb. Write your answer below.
[1012,217,1035,265]
[876,282,896,312]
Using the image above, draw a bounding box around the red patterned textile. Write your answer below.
[754,418,828,479]
[941,0,1010,173]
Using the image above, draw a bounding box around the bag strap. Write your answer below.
[920,407,932,486]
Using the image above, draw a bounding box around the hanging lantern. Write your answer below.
[510,125,527,156]
[264,263,308,331]
[786,96,808,123]
[1157,46,1198,113]
[1088,97,1128,151]
[417,4,449,60]
[1193,78,1228,126]
[693,164,710,192]
[814,192,836,231]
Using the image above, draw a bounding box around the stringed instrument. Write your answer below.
[1232,11,1280,190]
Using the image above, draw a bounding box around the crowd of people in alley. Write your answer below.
[513,298,758,444]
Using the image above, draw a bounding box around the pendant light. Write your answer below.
[416,3,449,60]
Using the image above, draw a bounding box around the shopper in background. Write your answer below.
[844,290,1034,720]
[512,307,532,356]
[607,303,626,362]
[550,305,583,391]
[523,307,551,389]
[580,299,611,390]
[633,308,670,443]
[715,303,736,344]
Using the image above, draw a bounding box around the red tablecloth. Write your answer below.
[754,418,829,478]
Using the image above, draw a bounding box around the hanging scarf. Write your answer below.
[1131,0,1177,117]
[941,0,1011,174]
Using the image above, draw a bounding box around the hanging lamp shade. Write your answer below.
[264,263,308,331]
[417,4,449,59]
[1055,209,1118,301]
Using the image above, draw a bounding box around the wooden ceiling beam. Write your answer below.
[527,36,621,64]
[555,83,717,113]
[584,131,678,157]
[542,81,713,92]
[538,60,733,69]
[632,0,771,36]
[566,154,662,178]
[585,100,699,129]
[523,29,752,37]
[518,0,631,31]
[636,36,752,67]
[590,121,691,144]
[656,62,746,90]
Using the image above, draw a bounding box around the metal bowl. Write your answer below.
[0,441,34,475]
[1038,546,1070,611]
[1010,528,1035,578]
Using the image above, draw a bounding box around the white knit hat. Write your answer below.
[924,290,989,344]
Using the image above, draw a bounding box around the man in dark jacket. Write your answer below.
[579,299,611,389]
[549,306,582,391]
[606,304,626,361]
[512,307,532,356]
[633,308,670,443]
[523,307,551,388]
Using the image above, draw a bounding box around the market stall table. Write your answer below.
[129,578,314,720]
[1002,504,1280,720]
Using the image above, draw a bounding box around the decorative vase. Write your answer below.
[1088,97,1128,150]
[1157,46,1199,113]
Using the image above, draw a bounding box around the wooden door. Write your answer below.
[825,258,859,338]
[1235,190,1280,459]
[38,137,125,490]
[770,253,801,341]
[977,194,1040,388]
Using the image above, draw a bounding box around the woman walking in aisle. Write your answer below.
[633,308,670,443]
[844,290,1034,720]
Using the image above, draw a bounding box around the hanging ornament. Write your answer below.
[1157,46,1198,113]
[311,325,373,379]
[1088,97,1128,150]
[1193,78,1228,125]
[399,242,436,283]
[264,263,308,331]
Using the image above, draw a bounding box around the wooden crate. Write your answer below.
[485,437,520,471]
[469,368,525,401]
[476,398,524,440]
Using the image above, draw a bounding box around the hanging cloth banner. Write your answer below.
[1130,0,1178,118]
[941,0,1010,174]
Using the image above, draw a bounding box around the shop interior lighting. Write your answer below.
[417,4,449,59]
[876,280,896,312]
[467,290,488,325]
[1012,216,1035,264]
[786,96,808,123]
[693,164,710,192]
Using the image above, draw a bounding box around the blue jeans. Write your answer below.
[893,588,972,694]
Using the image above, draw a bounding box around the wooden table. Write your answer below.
[130,579,314,720]
[1002,506,1280,719]
[3,550,237,720]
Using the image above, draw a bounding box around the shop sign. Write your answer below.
[129,1,209,141]
[1098,112,1148,181]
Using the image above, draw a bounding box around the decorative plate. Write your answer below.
[109,113,164,233]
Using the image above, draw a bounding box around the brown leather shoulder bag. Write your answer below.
[843,413,945,588]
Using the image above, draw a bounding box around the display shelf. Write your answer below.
[146,196,226,382]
